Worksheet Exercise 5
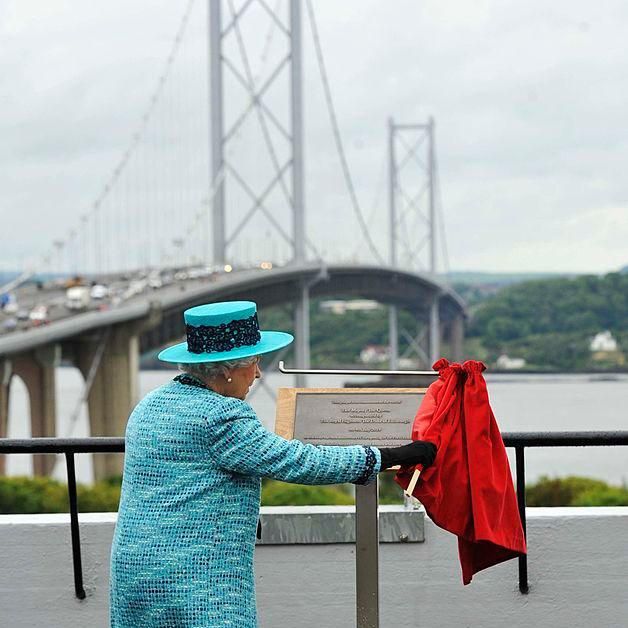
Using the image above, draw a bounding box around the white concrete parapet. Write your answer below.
[1,507,627,627]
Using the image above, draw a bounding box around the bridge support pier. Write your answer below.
[0,359,11,475]
[11,346,60,476]
[74,325,139,480]
[294,282,310,388]
[450,314,465,363]
[429,296,440,365]
[388,305,399,369]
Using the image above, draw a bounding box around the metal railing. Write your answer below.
[1,432,628,599]
[0,437,124,599]
[502,431,628,593]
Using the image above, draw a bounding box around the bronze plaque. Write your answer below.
[276,388,424,448]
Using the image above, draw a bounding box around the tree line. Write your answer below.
[3,473,626,512]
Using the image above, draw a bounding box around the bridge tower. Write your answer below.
[388,117,441,367]
[209,0,309,382]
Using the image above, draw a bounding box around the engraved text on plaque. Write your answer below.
[292,392,424,447]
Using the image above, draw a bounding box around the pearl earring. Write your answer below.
[227,377,232,383]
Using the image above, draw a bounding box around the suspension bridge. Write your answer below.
[0,0,466,478]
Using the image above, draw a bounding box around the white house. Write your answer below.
[319,299,381,315]
[495,354,527,370]
[359,344,389,363]
[589,330,618,353]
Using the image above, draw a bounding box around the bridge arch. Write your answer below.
[0,349,58,476]
[2,374,32,476]
[140,264,467,361]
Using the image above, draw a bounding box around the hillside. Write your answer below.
[468,272,628,370]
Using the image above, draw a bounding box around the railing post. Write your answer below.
[65,452,86,600]
[515,446,529,594]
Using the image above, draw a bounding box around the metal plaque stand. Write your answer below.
[356,480,380,628]
[279,362,437,628]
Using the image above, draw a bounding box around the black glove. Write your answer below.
[378,440,437,470]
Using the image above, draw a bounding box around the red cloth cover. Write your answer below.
[395,358,527,584]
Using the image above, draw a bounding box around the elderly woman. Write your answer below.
[110,301,436,627]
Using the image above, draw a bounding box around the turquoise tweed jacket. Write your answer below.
[110,375,381,627]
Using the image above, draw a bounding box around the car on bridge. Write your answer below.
[90,284,109,300]
[147,272,162,289]
[16,309,30,322]
[1,317,17,332]
[29,305,49,326]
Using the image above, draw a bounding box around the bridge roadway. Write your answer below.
[0,263,465,358]
[0,263,466,479]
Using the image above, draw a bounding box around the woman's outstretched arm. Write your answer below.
[205,399,380,485]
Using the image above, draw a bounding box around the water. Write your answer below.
[5,369,628,486]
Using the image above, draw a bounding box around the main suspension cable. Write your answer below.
[305,0,385,266]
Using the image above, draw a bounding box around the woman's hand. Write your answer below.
[378,440,437,470]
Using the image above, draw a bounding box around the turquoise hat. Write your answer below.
[157,301,293,363]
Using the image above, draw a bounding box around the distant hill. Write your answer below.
[444,270,575,286]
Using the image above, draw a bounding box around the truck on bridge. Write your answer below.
[65,286,91,310]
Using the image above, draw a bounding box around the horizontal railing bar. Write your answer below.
[0,437,125,454]
[502,431,628,447]
[278,360,438,376]
[1,432,628,455]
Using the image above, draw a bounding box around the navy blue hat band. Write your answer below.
[185,313,261,354]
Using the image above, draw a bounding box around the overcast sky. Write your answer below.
[2,0,628,275]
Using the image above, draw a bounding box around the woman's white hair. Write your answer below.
[178,356,259,382]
